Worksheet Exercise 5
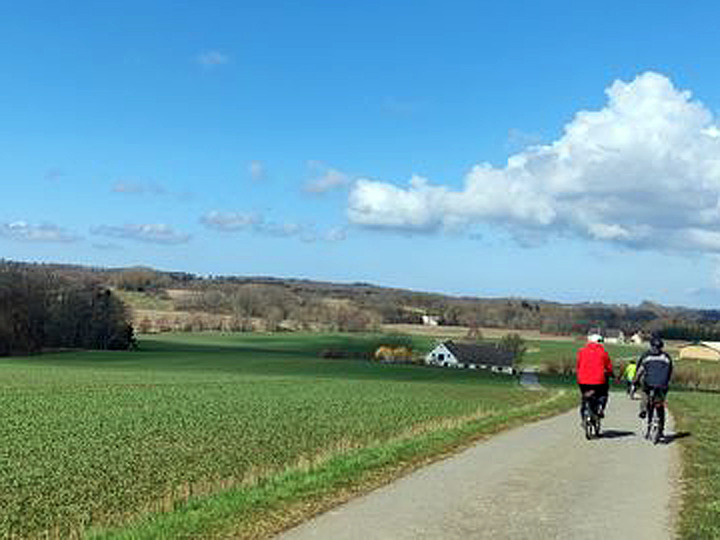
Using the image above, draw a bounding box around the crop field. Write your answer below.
[0,332,574,538]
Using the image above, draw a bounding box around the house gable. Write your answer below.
[425,342,459,366]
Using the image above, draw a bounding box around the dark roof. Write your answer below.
[587,328,624,338]
[443,340,514,367]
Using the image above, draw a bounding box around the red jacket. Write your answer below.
[576,342,613,385]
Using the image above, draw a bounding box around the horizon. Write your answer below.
[4,2,720,309]
[7,256,717,313]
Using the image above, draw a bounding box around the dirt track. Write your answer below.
[278,393,679,539]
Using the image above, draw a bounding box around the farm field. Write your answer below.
[0,332,574,538]
[523,339,641,364]
[382,323,577,341]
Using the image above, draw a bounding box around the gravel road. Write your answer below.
[278,392,679,539]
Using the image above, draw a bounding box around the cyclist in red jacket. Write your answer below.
[576,334,614,419]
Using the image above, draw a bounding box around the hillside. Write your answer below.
[7,260,720,340]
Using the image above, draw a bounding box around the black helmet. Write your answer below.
[650,336,664,349]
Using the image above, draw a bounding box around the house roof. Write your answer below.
[586,328,624,338]
[442,340,514,367]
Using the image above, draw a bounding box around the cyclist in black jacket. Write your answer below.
[633,336,673,419]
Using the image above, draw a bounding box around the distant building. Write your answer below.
[679,342,720,361]
[629,331,646,345]
[586,328,626,344]
[425,340,515,374]
[422,315,440,326]
[604,329,626,344]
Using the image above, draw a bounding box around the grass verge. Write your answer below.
[91,390,574,539]
[669,391,720,539]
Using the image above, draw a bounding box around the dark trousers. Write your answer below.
[578,383,609,417]
[640,384,667,415]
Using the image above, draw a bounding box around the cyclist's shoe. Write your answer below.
[639,410,647,419]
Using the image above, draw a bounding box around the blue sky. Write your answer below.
[3,1,720,308]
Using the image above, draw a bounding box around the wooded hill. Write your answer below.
[4,260,720,343]
[0,261,135,356]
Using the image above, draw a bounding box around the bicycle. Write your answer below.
[581,390,602,440]
[628,381,637,400]
[645,387,666,444]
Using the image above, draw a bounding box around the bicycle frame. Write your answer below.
[646,389,666,444]
[582,390,602,440]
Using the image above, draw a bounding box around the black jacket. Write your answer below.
[634,346,673,388]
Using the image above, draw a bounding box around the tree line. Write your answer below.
[0,262,135,356]
[7,261,720,342]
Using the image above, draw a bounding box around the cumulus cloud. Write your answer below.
[91,224,190,244]
[249,160,266,181]
[348,72,720,254]
[0,221,79,243]
[196,50,229,67]
[305,161,351,194]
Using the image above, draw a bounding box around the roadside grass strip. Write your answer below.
[0,333,573,538]
[670,391,720,539]
[89,390,574,539]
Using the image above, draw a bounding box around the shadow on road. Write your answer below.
[599,430,635,439]
[661,431,692,444]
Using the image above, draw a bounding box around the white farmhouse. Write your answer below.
[604,329,626,344]
[422,315,440,326]
[586,328,625,344]
[425,340,515,374]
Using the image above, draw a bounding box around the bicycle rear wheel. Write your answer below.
[652,406,665,445]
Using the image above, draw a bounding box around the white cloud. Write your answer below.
[200,209,346,243]
[196,50,229,67]
[305,161,351,194]
[200,211,259,231]
[249,160,265,181]
[0,221,79,243]
[256,221,303,238]
[348,72,720,255]
[92,224,190,244]
[325,227,347,242]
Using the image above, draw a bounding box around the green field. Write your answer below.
[670,391,720,539]
[0,332,574,538]
[522,339,641,365]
